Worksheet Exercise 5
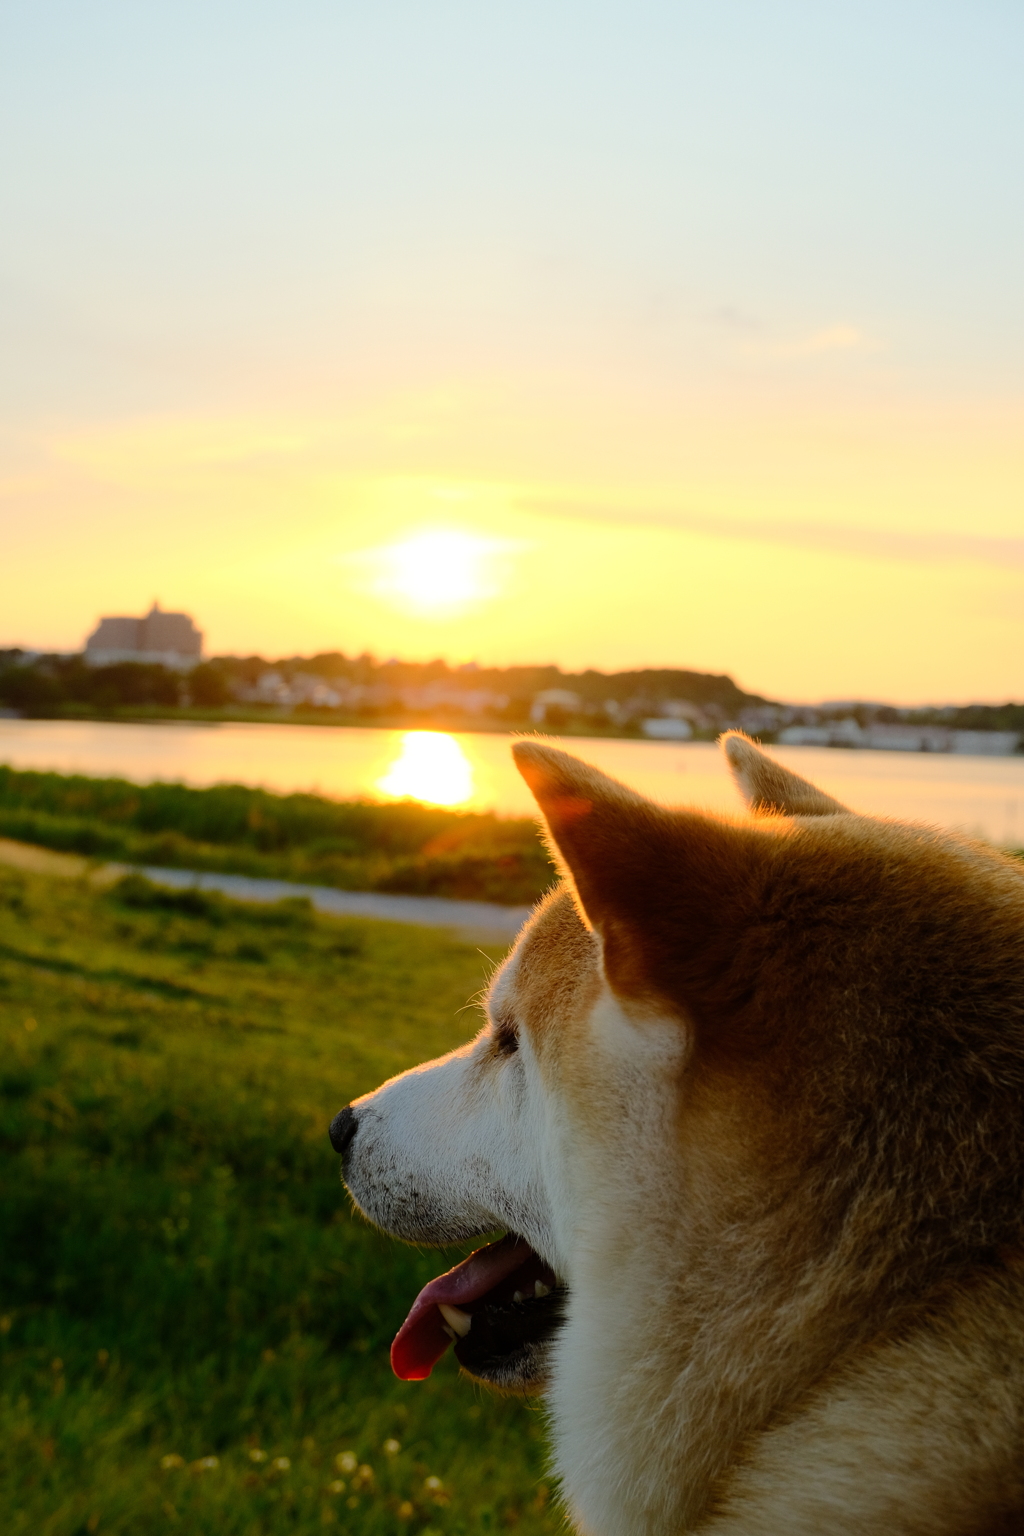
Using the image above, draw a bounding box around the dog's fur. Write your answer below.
[341,735,1024,1535]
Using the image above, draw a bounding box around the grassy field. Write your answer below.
[0,768,552,905]
[0,863,559,1535]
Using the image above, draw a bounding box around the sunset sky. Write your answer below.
[1,1,1022,703]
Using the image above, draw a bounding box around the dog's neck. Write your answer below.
[546,1128,890,1536]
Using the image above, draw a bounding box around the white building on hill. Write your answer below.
[84,604,203,670]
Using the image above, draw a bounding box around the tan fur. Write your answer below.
[704,1265,1024,1534]
[721,729,848,817]
[511,736,1024,1533]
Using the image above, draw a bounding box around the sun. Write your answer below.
[374,529,499,613]
[376,732,474,806]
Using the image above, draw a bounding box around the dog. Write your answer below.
[331,734,1024,1535]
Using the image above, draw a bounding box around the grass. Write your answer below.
[0,767,552,905]
[0,862,560,1535]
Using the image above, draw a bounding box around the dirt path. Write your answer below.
[0,837,530,942]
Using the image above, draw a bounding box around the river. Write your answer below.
[1,718,1023,846]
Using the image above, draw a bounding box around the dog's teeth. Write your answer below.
[441,1324,456,1341]
[438,1304,472,1338]
[513,1290,524,1304]
[534,1280,550,1298]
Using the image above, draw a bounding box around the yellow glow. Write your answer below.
[371,529,499,613]
[5,387,1024,702]
[376,731,474,806]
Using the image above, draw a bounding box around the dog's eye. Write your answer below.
[492,1013,519,1056]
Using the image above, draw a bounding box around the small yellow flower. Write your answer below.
[383,1438,401,1456]
[424,1476,443,1492]
[397,1501,415,1519]
[327,1479,346,1494]
[335,1451,357,1474]
[346,1495,359,1509]
[357,1464,373,1481]
[248,1448,266,1463]
[195,1456,219,1471]
[160,1454,184,1470]
[272,1456,291,1471]
[24,1017,37,1032]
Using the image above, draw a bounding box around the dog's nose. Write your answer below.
[329,1105,358,1156]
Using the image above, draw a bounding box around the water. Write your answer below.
[1,718,1023,847]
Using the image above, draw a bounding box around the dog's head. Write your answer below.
[335,735,1024,1398]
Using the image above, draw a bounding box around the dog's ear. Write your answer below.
[722,731,847,817]
[513,738,768,1015]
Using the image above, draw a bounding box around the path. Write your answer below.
[0,837,532,943]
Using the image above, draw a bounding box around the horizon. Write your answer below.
[2,4,1022,704]
[3,629,1021,713]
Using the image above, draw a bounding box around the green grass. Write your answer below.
[0,864,559,1535]
[0,767,551,905]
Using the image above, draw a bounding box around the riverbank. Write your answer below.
[1,700,661,740]
[0,765,552,905]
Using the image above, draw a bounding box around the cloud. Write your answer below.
[519,497,1024,569]
[51,417,311,480]
[712,305,762,333]
[718,319,881,360]
[786,323,876,356]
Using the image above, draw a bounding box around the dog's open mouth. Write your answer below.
[391,1234,566,1389]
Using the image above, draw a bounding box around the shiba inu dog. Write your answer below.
[331,735,1024,1535]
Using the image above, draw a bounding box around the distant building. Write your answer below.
[659,700,706,724]
[242,671,349,709]
[530,689,582,725]
[84,603,203,670]
[398,682,508,716]
[778,719,1020,756]
[641,717,693,741]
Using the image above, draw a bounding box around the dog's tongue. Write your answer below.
[391,1234,532,1380]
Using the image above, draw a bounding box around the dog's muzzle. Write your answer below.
[329,1104,358,1157]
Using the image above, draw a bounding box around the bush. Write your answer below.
[87,662,182,708]
[0,666,63,712]
[0,768,553,903]
[188,662,232,707]
[110,872,224,919]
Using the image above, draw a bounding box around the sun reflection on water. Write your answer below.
[376,731,474,806]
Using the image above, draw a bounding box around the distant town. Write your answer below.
[0,604,1022,755]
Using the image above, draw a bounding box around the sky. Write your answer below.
[1,0,1022,703]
